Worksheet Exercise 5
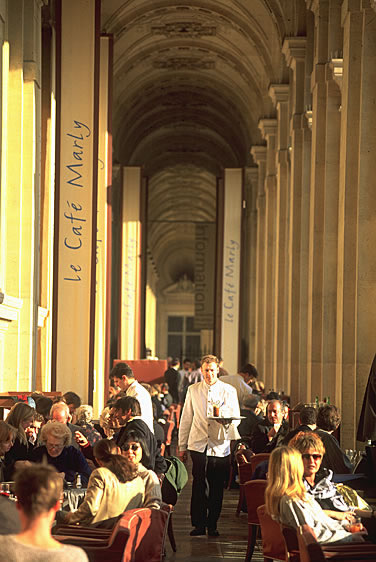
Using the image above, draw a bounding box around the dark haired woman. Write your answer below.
[121,430,162,509]
[62,439,145,526]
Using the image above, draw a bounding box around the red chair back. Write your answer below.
[235,449,254,485]
[244,479,267,525]
[297,525,326,562]
[249,453,270,475]
[257,504,297,562]
[120,507,170,562]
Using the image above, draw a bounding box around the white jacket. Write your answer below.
[178,379,240,457]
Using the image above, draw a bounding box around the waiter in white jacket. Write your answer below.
[178,354,240,537]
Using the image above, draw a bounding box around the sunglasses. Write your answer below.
[302,453,322,461]
[123,444,141,452]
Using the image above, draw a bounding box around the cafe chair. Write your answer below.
[54,515,130,562]
[243,479,267,562]
[119,506,171,562]
[257,504,299,562]
[249,452,270,476]
[235,448,255,516]
[283,524,376,562]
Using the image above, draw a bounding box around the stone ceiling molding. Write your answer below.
[100,0,305,289]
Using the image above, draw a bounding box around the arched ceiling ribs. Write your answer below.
[101,0,299,291]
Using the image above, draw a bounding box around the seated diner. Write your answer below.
[265,446,364,544]
[61,439,145,527]
[0,464,87,560]
[30,421,92,486]
[120,430,162,509]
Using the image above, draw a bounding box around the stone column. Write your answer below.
[354,0,376,445]
[322,0,343,406]
[245,167,259,363]
[282,36,306,406]
[258,120,277,390]
[306,0,329,402]
[250,146,267,380]
[336,0,362,447]
[268,85,290,394]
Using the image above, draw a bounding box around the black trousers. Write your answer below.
[189,449,230,530]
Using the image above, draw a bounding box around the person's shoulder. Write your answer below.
[60,543,89,560]
[128,417,149,432]
[252,418,269,431]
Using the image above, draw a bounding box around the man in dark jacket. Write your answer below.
[357,354,376,442]
[282,405,317,445]
[250,399,289,453]
[111,396,167,476]
[164,358,180,403]
[238,395,263,437]
[315,404,352,474]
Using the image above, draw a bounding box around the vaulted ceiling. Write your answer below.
[101,1,306,289]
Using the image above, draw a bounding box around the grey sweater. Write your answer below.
[0,535,88,562]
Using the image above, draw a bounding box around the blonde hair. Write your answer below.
[75,404,93,424]
[201,354,219,366]
[6,402,35,445]
[288,431,325,457]
[99,406,115,438]
[40,420,71,447]
[265,446,307,518]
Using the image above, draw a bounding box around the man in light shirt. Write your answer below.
[110,362,154,433]
[219,363,254,408]
[178,354,240,537]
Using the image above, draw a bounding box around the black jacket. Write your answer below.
[315,429,352,474]
[250,419,289,453]
[164,368,180,403]
[357,353,376,441]
[116,417,167,475]
[282,424,314,445]
[238,410,263,437]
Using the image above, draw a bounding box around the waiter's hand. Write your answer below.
[179,449,188,463]
[215,418,232,426]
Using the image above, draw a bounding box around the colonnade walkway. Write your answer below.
[165,454,264,561]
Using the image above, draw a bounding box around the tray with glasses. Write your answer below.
[207,416,246,421]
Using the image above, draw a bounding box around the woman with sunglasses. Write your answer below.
[265,446,363,544]
[289,431,357,523]
[62,439,145,526]
[121,430,162,509]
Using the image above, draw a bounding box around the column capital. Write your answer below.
[250,145,267,164]
[268,84,289,107]
[328,57,343,90]
[341,0,362,24]
[282,37,306,68]
[306,0,329,17]
[258,118,278,139]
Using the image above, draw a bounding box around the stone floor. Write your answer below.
[164,454,264,561]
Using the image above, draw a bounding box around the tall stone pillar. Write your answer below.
[306,0,329,402]
[354,0,376,444]
[245,167,259,363]
[259,120,277,390]
[282,37,306,405]
[250,146,267,380]
[268,85,289,394]
[0,0,43,389]
[322,0,343,406]
[336,0,362,447]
